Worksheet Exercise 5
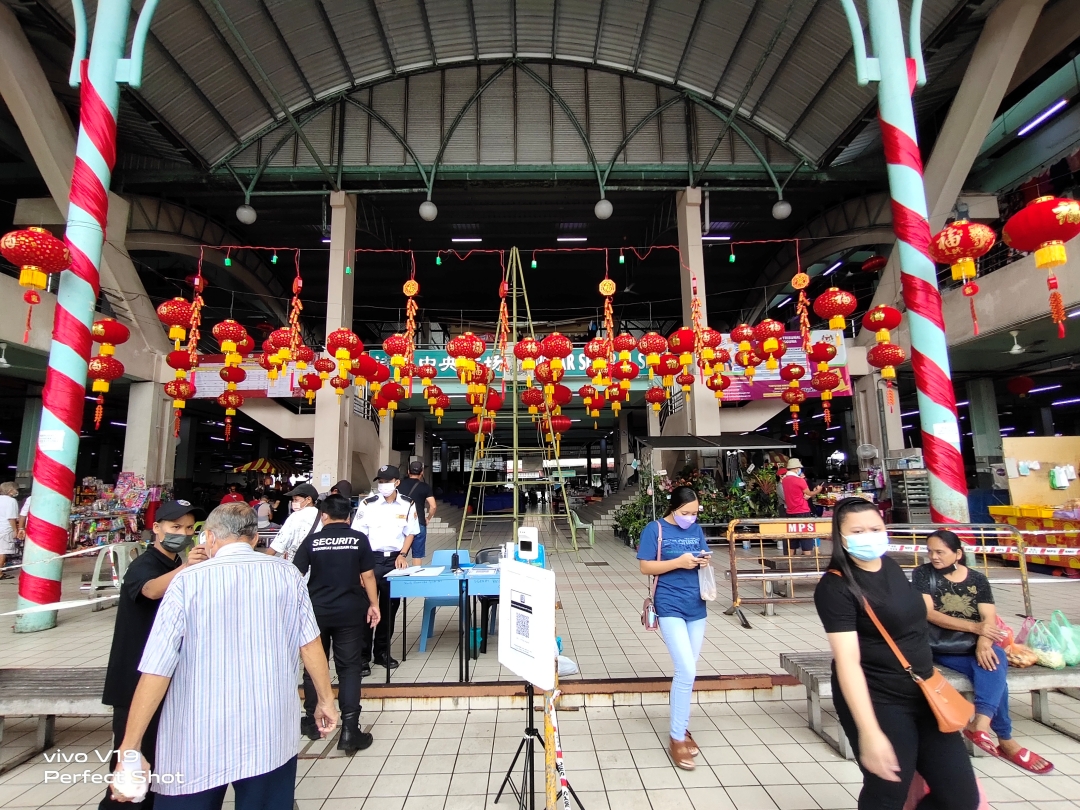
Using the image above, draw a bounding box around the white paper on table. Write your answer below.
[411,566,446,577]
[1004,458,1019,479]
[384,566,424,577]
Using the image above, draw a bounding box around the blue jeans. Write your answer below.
[658,616,706,742]
[154,756,296,810]
[934,647,1012,740]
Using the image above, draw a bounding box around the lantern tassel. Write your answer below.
[94,395,104,430]
[23,305,33,344]
[1049,287,1066,339]
[969,298,979,336]
[174,410,182,437]
[225,416,232,443]
[887,382,896,411]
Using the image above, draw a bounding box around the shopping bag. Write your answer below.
[1028,620,1068,669]
[1049,610,1080,666]
[1015,615,1037,644]
[903,773,990,810]
[996,616,1015,650]
[698,563,717,601]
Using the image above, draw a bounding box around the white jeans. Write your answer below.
[658,615,706,742]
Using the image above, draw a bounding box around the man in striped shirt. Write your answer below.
[111,503,338,809]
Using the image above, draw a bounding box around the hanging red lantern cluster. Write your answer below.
[584,337,611,386]
[808,341,840,426]
[164,378,196,436]
[298,373,322,403]
[326,328,362,380]
[645,386,667,412]
[752,318,786,370]
[1,226,70,342]
[928,220,996,334]
[383,333,411,380]
[863,305,905,408]
[448,331,487,383]
[813,287,857,331]
[212,319,249,367]
[157,295,201,436]
[667,327,696,371]
[217,390,245,442]
[638,332,667,379]
[1003,196,1080,338]
[87,318,130,430]
[780,363,806,435]
[513,336,542,384]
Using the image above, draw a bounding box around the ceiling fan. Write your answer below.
[0,343,39,371]
[1002,330,1048,355]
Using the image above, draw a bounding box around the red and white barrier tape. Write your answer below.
[887,544,1080,556]
[548,690,572,810]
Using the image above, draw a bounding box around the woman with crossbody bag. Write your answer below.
[814,498,979,810]
[636,486,712,771]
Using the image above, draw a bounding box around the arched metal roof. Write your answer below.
[44,0,970,169]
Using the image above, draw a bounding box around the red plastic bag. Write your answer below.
[1015,616,1036,644]
[996,616,1015,649]
[903,773,989,810]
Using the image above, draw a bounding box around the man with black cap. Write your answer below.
[268,483,321,561]
[397,461,436,565]
[351,465,420,670]
[98,500,207,810]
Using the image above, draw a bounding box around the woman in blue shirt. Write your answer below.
[636,486,712,770]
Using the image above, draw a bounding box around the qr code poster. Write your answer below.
[498,559,556,691]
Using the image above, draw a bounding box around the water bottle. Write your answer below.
[742,540,751,551]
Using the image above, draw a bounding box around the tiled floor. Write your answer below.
[2,517,1080,808]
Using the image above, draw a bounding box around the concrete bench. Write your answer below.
[780,651,1080,760]
[0,668,110,773]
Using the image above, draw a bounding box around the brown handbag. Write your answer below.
[830,570,974,734]
[641,521,662,632]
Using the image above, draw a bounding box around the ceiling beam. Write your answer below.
[593,0,607,63]
[146,33,241,144]
[748,0,824,120]
[674,0,709,85]
[417,0,437,65]
[632,0,658,73]
[312,0,355,85]
[254,0,316,101]
[465,0,480,61]
[551,0,560,56]
[711,0,762,100]
[783,46,853,142]
[366,0,397,74]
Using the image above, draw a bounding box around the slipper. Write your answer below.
[963,729,1001,757]
[1003,748,1054,774]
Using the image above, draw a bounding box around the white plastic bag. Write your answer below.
[698,563,717,601]
[558,655,579,676]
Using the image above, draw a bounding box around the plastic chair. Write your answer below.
[418,549,471,652]
[569,511,595,547]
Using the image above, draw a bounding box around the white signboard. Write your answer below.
[498,558,556,691]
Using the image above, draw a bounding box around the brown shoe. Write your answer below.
[684,730,700,757]
[670,736,695,770]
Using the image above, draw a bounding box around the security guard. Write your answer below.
[351,465,420,670]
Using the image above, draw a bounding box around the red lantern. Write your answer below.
[298,373,322,403]
[353,353,378,384]
[862,305,902,342]
[730,324,754,351]
[217,390,245,442]
[91,318,130,356]
[1004,196,1080,337]
[425,383,443,411]
[613,333,638,360]
[577,384,597,407]
[1,226,70,342]
[383,333,411,379]
[1007,376,1035,398]
[157,297,195,346]
[294,345,314,370]
[813,287,857,330]
[213,319,248,366]
[734,348,762,382]
[606,384,626,415]
[258,351,283,380]
[466,415,496,457]
[370,391,390,416]
[483,388,504,416]
[417,364,438,385]
[447,331,486,383]
[164,377,196,436]
[367,361,390,394]
[807,341,837,371]
[313,356,336,380]
[236,334,255,358]
[698,328,723,372]
[782,387,807,435]
[610,358,640,390]
[861,255,888,274]
[667,327,696,369]
[514,336,542,383]
[326,328,362,377]
[588,393,606,427]
[657,353,682,387]
[584,337,611,384]
[705,372,730,407]
[166,350,193,379]
[87,354,124,429]
[381,381,406,411]
[779,363,805,385]
[752,321,787,369]
[268,327,295,362]
[534,360,562,393]
[544,413,572,454]
[645,386,667,412]
[637,332,668,378]
[675,372,695,392]
[540,332,573,373]
[219,366,247,391]
[867,342,905,409]
[928,220,996,283]
[434,393,451,423]
[329,375,352,397]
[811,370,842,426]
[522,386,545,418]
[551,384,572,413]
[471,362,495,389]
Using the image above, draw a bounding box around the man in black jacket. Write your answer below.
[293,495,380,753]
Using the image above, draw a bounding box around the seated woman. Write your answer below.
[912,529,1053,774]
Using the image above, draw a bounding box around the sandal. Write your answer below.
[684,730,700,758]
[669,736,695,771]
[963,729,1001,757]
[1003,747,1054,774]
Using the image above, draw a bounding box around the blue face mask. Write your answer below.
[673,513,697,530]
[843,531,889,561]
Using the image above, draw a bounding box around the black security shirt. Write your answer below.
[814,555,934,704]
[102,545,183,707]
[293,522,376,624]
[397,479,433,527]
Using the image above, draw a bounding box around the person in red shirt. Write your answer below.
[780,458,822,555]
[220,484,246,505]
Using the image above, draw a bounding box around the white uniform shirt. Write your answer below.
[0,495,17,539]
[19,496,30,518]
[350,493,420,553]
[269,506,320,560]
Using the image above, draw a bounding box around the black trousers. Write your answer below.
[98,703,161,810]
[304,618,364,717]
[362,558,400,664]
[833,678,979,810]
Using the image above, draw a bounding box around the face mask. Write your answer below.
[673,513,697,530]
[292,499,307,512]
[377,482,396,497]
[161,532,193,553]
[843,531,889,561]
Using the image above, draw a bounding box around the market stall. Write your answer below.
[68,473,165,550]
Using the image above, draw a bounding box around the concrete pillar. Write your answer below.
[967,379,1002,460]
[121,381,177,485]
[586,443,593,485]
[617,410,631,488]
[600,438,609,483]
[1040,407,1055,437]
[378,414,392,467]
[852,373,903,467]
[675,187,722,436]
[174,416,197,499]
[413,415,425,467]
[646,407,662,473]
[16,385,42,486]
[312,191,356,490]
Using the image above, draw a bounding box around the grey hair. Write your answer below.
[204,503,258,541]
[0,482,18,497]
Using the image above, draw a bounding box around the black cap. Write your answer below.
[284,483,319,501]
[408,461,424,475]
[374,464,400,481]
[154,500,202,522]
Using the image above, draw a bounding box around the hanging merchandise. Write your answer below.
[862,305,905,408]
[0,226,71,342]
[813,287,857,331]
[751,318,786,369]
[313,356,336,380]
[383,333,411,380]
[514,336,542,385]
[326,328,362,378]
[434,392,451,424]
[808,341,840,425]
[928,220,996,334]
[447,331,486,383]
[156,297,195,350]
[645,386,667,412]
[522,386,545,420]
[667,327,696,371]
[705,372,731,407]
[298,373,322,403]
[213,319,248,367]
[164,378,196,436]
[1006,376,1034,398]
[637,331,668,379]
[779,363,806,434]
[698,328,723,374]
[217,391,245,442]
[584,337,611,386]
[1003,196,1080,337]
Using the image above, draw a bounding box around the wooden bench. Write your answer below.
[0,667,110,773]
[780,651,1080,760]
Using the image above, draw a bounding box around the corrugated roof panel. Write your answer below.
[674,0,755,99]
[425,0,475,61]
[587,72,624,166]
[514,0,555,57]
[516,65,553,163]
[407,72,444,163]
[551,65,589,164]
[594,0,650,70]
[293,107,334,167]
[369,81,407,165]
[479,64,515,164]
[376,0,434,71]
[693,105,727,166]
[268,134,297,167]
[623,80,661,164]
[659,91,688,164]
[473,0,515,57]
[321,0,394,84]
[636,0,697,82]
[442,67,480,165]
[552,0,602,61]
[229,141,261,169]
[341,98,371,165]
[263,0,344,98]
[794,59,874,158]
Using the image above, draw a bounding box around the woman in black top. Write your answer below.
[814,498,978,810]
[913,529,1053,774]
